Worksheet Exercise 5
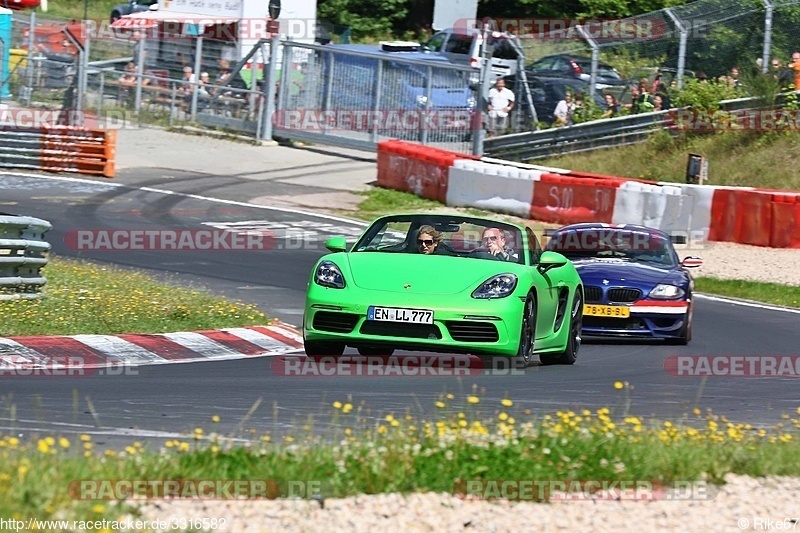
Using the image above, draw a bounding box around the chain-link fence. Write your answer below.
[3,11,274,137]
[274,41,479,153]
[515,0,800,96]
[6,1,798,153]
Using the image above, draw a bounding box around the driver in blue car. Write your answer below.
[481,228,519,261]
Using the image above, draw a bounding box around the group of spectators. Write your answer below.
[484,51,800,135]
[117,59,236,106]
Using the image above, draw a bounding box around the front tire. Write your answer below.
[666,299,692,346]
[540,289,582,365]
[515,293,536,369]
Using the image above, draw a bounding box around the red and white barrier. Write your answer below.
[376,141,800,249]
[446,159,540,217]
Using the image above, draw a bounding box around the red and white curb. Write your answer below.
[0,324,304,371]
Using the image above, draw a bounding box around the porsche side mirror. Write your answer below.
[325,236,347,253]
[538,250,567,274]
[681,256,703,268]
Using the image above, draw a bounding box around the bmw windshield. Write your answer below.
[546,229,677,267]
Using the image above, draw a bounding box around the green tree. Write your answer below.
[317,0,411,40]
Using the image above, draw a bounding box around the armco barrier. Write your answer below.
[378,140,800,249]
[0,127,116,178]
[0,215,51,300]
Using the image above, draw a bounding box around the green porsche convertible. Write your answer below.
[303,214,584,366]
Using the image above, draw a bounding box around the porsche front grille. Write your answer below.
[360,322,443,339]
[445,321,499,343]
[312,311,360,333]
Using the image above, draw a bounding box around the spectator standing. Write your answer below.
[553,91,574,126]
[653,94,665,112]
[637,79,655,113]
[789,53,800,91]
[486,78,515,137]
[627,84,641,114]
[601,93,619,118]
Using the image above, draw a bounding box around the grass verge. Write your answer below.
[1,394,799,523]
[0,256,268,336]
[540,130,800,190]
[39,0,120,21]
[695,277,800,308]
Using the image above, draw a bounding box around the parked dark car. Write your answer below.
[506,75,608,126]
[527,54,625,89]
[110,0,158,23]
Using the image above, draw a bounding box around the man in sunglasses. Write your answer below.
[481,228,518,261]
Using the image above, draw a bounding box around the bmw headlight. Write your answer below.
[472,274,517,299]
[416,94,429,108]
[648,284,685,300]
[315,261,345,289]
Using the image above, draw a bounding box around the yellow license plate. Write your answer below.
[584,304,630,318]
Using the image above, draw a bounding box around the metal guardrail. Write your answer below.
[484,110,676,161]
[0,215,51,300]
[484,92,794,161]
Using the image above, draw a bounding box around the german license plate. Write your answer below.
[584,304,630,318]
[368,306,433,324]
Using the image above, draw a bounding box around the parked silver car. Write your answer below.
[423,28,520,80]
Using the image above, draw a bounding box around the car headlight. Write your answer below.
[472,274,517,299]
[416,94,429,108]
[467,96,477,110]
[314,260,345,289]
[648,284,685,299]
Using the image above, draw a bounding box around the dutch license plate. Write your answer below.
[368,306,434,324]
[584,304,630,318]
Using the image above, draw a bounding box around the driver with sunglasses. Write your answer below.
[481,227,518,261]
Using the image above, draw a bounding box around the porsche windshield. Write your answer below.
[353,215,526,264]
[546,229,676,266]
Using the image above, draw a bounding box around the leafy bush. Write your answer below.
[671,78,742,113]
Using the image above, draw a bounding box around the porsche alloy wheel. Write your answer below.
[516,294,536,368]
[541,289,582,365]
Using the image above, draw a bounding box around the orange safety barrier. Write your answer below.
[42,127,116,178]
[769,194,800,249]
[376,141,477,204]
[0,126,116,178]
[708,188,739,243]
[530,173,618,224]
[734,190,773,247]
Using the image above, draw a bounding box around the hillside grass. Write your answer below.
[540,130,800,191]
[36,0,120,21]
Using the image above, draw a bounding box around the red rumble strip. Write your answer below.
[0,325,303,375]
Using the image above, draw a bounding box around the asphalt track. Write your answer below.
[1,171,799,448]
